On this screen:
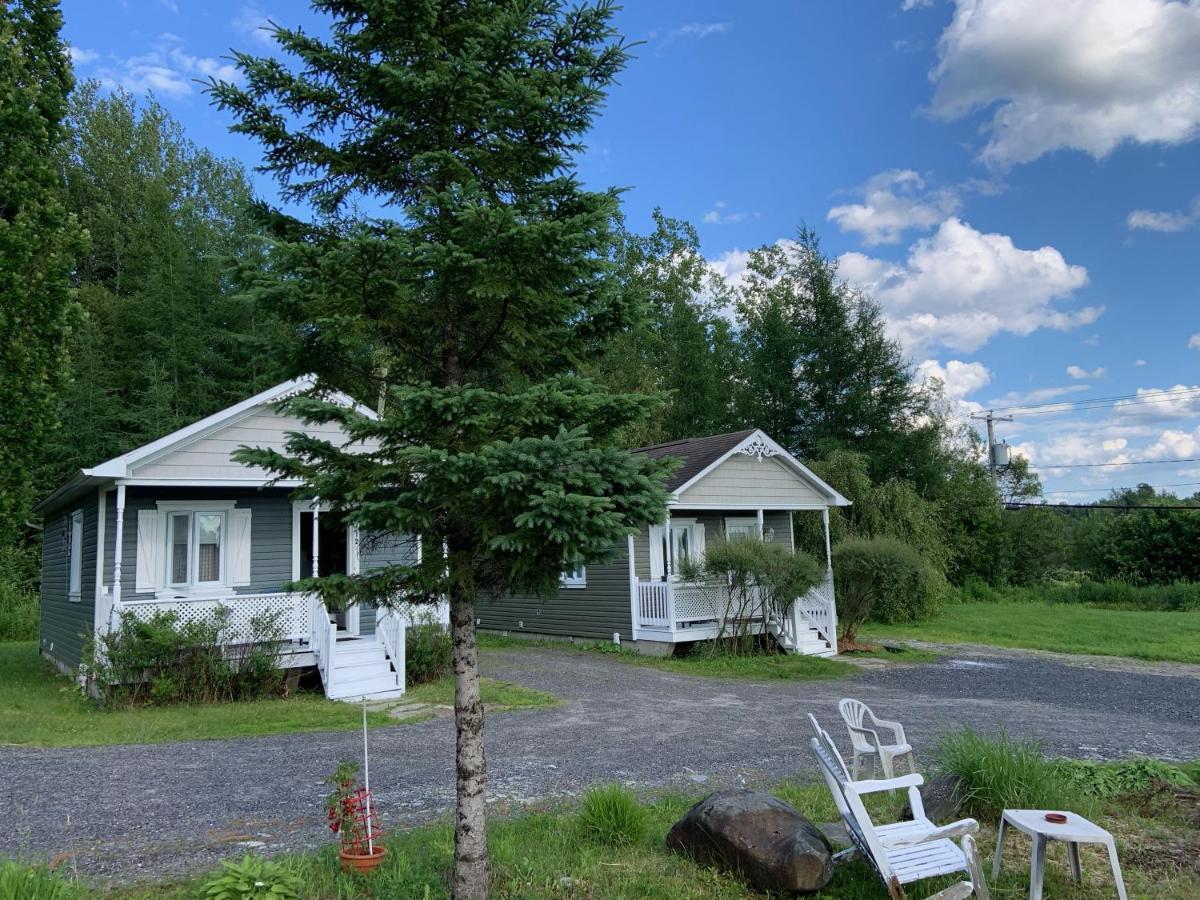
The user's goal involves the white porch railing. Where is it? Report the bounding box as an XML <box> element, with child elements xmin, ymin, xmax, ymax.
<box><xmin>118</xmin><ymin>591</ymin><xmax>311</xmax><ymax>643</ymax></box>
<box><xmin>374</xmin><ymin>607</ymin><xmax>407</xmax><ymax>694</ymax></box>
<box><xmin>309</xmin><ymin>592</ymin><xmax>337</xmax><ymax>695</ymax></box>
<box><xmin>795</xmin><ymin>571</ymin><xmax>838</xmax><ymax>648</ymax></box>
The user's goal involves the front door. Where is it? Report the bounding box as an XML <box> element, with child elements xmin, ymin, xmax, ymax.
<box><xmin>299</xmin><ymin>510</ymin><xmax>353</xmax><ymax>632</ymax></box>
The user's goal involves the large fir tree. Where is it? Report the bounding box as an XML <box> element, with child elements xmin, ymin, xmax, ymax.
<box><xmin>210</xmin><ymin>3</ymin><xmax>671</xmax><ymax>895</ymax></box>
<box><xmin>0</xmin><ymin>0</ymin><xmax>85</xmax><ymax>544</ymax></box>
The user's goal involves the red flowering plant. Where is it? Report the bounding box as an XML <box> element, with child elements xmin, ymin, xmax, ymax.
<box><xmin>325</xmin><ymin>760</ymin><xmax>373</xmax><ymax>852</ymax></box>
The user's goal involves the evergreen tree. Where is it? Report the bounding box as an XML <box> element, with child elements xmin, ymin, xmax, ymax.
<box><xmin>0</xmin><ymin>0</ymin><xmax>85</xmax><ymax>544</ymax></box>
<box><xmin>734</xmin><ymin>228</ymin><xmax>931</xmax><ymax>477</ymax></box>
<box><xmin>48</xmin><ymin>84</ymin><xmax>283</xmax><ymax>484</ymax></box>
<box><xmin>596</xmin><ymin>210</ymin><xmax>737</xmax><ymax>444</ymax></box>
<box><xmin>210</xmin><ymin>3</ymin><xmax>671</xmax><ymax>895</ymax></box>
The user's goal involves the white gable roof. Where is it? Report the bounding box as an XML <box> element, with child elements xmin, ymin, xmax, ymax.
<box><xmin>35</xmin><ymin>376</ymin><xmax>376</xmax><ymax>511</ymax></box>
<box><xmin>670</xmin><ymin>429</ymin><xmax>850</xmax><ymax>508</ymax></box>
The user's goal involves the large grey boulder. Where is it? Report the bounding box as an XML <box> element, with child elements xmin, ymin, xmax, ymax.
<box><xmin>901</xmin><ymin>773</ymin><xmax>969</xmax><ymax>823</ymax></box>
<box><xmin>666</xmin><ymin>789</ymin><xmax>834</xmax><ymax>894</ymax></box>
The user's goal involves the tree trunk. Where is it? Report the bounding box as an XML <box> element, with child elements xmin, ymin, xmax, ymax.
<box><xmin>450</xmin><ymin>583</ymin><xmax>490</xmax><ymax>898</ymax></box>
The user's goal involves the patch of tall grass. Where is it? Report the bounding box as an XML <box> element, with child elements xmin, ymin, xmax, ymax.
<box><xmin>0</xmin><ymin>861</ymin><xmax>82</xmax><ymax>900</ymax></box>
<box><xmin>0</xmin><ymin>543</ymin><xmax>40</xmax><ymax>642</ymax></box>
<box><xmin>575</xmin><ymin>784</ymin><xmax>648</xmax><ymax>847</ymax></box>
<box><xmin>952</xmin><ymin>577</ymin><xmax>1200</xmax><ymax>611</ymax></box>
<box><xmin>934</xmin><ymin>728</ymin><xmax>1091</xmax><ymax>818</ymax></box>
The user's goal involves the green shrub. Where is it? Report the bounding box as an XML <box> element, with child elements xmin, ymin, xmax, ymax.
<box><xmin>0</xmin><ymin>543</ymin><xmax>40</xmax><ymax>642</ymax></box>
<box><xmin>0</xmin><ymin>861</ymin><xmax>81</xmax><ymax>900</ymax></box>
<box><xmin>934</xmin><ymin>728</ymin><xmax>1089</xmax><ymax>819</ymax></box>
<box><xmin>576</xmin><ymin>784</ymin><xmax>646</xmax><ymax>847</ymax></box>
<box><xmin>1054</xmin><ymin>758</ymin><xmax>1197</xmax><ymax>799</ymax></box>
<box><xmin>833</xmin><ymin>536</ymin><xmax>945</xmax><ymax>641</ymax></box>
<box><xmin>82</xmin><ymin>607</ymin><xmax>286</xmax><ymax>707</ymax></box>
<box><xmin>679</xmin><ymin>538</ymin><xmax>823</xmax><ymax>654</ymax></box>
<box><xmin>201</xmin><ymin>853</ymin><xmax>303</xmax><ymax>900</ymax></box>
<box><xmin>405</xmin><ymin>607</ymin><xmax>452</xmax><ymax>687</ymax></box>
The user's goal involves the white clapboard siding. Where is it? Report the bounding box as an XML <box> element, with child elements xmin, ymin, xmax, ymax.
<box><xmin>676</xmin><ymin>454</ymin><xmax>827</xmax><ymax>507</ymax></box>
<box><xmin>132</xmin><ymin>408</ymin><xmax>381</xmax><ymax>479</ymax></box>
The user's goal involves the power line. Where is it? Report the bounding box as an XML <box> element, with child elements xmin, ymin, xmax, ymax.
<box><xmin>1025</xmin><ymin>456</ymin><xmax>1200</xmax><ymax>470</ymax></box>
<box><xmin>984</xmin><ymin>385</ymin><xmax>1200</xmax><ymax>418</ymax></box>
<box><xmin>1007</xmin><ymin>501</ymin><xmax>1200</xmax><ymax>511</ymax></box>
<box><xmin>1040</xmin><ymin>480</ymin><xmax>1200</xmax><ymax>496</ymax></box>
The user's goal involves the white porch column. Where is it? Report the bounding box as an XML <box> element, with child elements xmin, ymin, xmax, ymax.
<box><xmin>627</xmin><ymin>534</ymin><xmax>639</xmax><ymax>642</ymax></box>
<box><xmin>310</xmin><ymin>501</ymin><xmax>321</xmax><ymax>577</ymax></box>
<box><xmin>821</xmin><ymin>508</ymin><xmax>833</xmax><ymax>572</ymax></box>
<box><xmin>111</xmin><ymin>483</ymin><xmax>126</xmax><ymax>607</ymax></box>
<box><xmin>822</xmin><ymin>507</ymin><xmax>838</xmax><ymax>650</ymax></box>
<box><xmin>756</xmin><ymin>508</ymin><xmax>764</xmax><ymax>540</ymax></box>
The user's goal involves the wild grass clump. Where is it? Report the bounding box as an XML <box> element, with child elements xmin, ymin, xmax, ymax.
<box><xmin>1054</xmin><ymin>757</ymin><xmax>1198</xmax><ymax>800</ymax></box>
<box><xmin>0</xmin><ymin>543</ymin><xmax>40</xmax><ymax>641</ymax></box>
<box><xmin>934</xmin><ymin>728</ymin><xmax>1089</xmax><ymax>819</ymax></box>
<box><xmin>0</xmin><ymin>861</ymin><xmax>82</xmax><ymax>900</ymax></box>
<box><xmin>576</xmin><ymin>784</ymin><xmax>647</xmax><ymax>847</ymax></box>
<box><xmin>404</xmin><ymin>607</ymin><xmax>453</xmax><ymax>686</ymax></box>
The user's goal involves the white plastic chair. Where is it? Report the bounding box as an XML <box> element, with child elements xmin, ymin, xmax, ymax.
<box><xmin>840</xmin><ymin>698</ymin><xmax>914</xmax><ymax>779</ymax></box>
<box><xmin>811</xmin><ymin>735</ymin><xmax>990</xmax><ymax>900</ymax></box>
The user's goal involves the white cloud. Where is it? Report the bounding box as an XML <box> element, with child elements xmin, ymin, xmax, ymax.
<box><xmin>702</xmin><ymin>201</ymin><xmax>751</xmax><ymax>226</ymax></box>
<box><xmin>1113</xmin><ymin>385</ymin><xmax>1200</xmax><ymax>423</ymax></box>
<box><xmin>1066</xmin><ymin>365</ymin><xmax>1106</xmax><ymax>380</ymax></box>
<box><xmin>987</xmin><ymin>384</ymin><xmax>1090</xmax><ymax>408</ymax></box>
<box><xmin>92</xmin><ymin>33</ymin><xmax>240</xmax><ymax>99</ymax></box>
<box><xmin>1127</xmin><ymin>208</ymin><xmax>1194</xmax><ymax>232</ymax></box>
<box><xmin>1189</xmin><ymin>333</ymin><xmax>1200</xmax><ymax>350</ymax></box>
<box><xmin>916</xmin><ymin>358</ymin><xmax>990</xmax><ymax>416</ymax></box>
<box><xmin>707</xmin><ymin>246</ymin><xmax>752</xmax><ymax>288</ymax></box>
<box><xmin>673</xmin><ymin>22</ymin><xmax>730</xmax><ymax>39</ymax></box>
<box><xmin>838</xmin><ymin>218</ymin><xmax>1095</xmax><ymax>354</ymax></box>
<box><xmin>69</xmin><ymin>46</ymin><xmax>99</xmax><ymax>65</ymax></box>
<box><xmin>1135</xmin><ymin>359</ymin><xmax>1147</xmax><ymax>366</ymax></box>
<box><xmin>926</xmin><ymin>0</ymin><xmax>1200</xmax><ymax>167</ymax></box>
<box><xmin>233</xmin><ymin>5</ymin><xmax>276</xmax><ymax>46</ymax></box>
<box><xmin>827</xmin><ymin>170</ymin><xmax>960</xmax><ymax>245</ymax></box>
<box><xmin>902</xmin><ymin>0</ymin><xmax>934</xmax><ymax>8</ymax></box>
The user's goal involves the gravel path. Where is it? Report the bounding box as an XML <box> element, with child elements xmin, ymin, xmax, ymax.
<box><xmin>2</xmin><ymin>643</ymin><xmax>1197</xmax><ymax>880</ymax></box>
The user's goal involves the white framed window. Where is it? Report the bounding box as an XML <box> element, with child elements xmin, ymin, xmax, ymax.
<box><xmin>724</xmin><ymin>517</ymin><xmax>759</xmax><ymax>542</ymax></box>
<box><xmin>164</xmin><ymin>509</ymin><xmax>226</xmax><ymax>587</ymax></box>
<box><xmin>561</xmin><ymin>563</ymin><xmax>587</xmax><ymax>588</ymax></box>
<box><xmin>648</xmin><ymin>519</ymin><xmax>706</xmax><ymax>580</ymax></box>
<box><xmin>67</xmin><ymin>509</ymin><xmax>84</xmax><ymax>602</ymax></box>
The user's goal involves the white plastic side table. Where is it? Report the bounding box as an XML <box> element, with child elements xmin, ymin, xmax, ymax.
<box><xmin>992</xmin><ymin>809</ymin><xmax>1127</xmax><ymax>900</ymax></box>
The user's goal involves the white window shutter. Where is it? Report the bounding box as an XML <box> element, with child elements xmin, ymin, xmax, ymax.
<box><xmin>230</xmin><ymin>508</ymin><xmax>253</xmax><ymax>586</ymax></box>
<box><xmin>648</xmin><ymin>525</ymin><xmax>665</xmax><ymax>580</ymax></box>
<box><xmin>135</xmin><ymin>510</ymin><xmax>164</xmax><ymax>592</ymax></box>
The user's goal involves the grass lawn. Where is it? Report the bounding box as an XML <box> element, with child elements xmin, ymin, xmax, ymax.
<box><xmin>405</xmin><ymin>673</ymin><xmax>559</xmax><ymax>713</ymax></box>
<box><xmin>863</xmin><ymin>601</ymin><xmax>1200</xmax><ymax>664</ymax></box>
<box><xmin>13</xmin><ymin>778</ymin><xmax>1194</xmax><ymax>899</ymax></box>
<box><xmin>0</xmin><ymin>642</ymin><xmax>554</xmax><ymax>747</ymax></box>
<box><xmin>479</xmin><ymin>631</ymin><xmax>936</xmax><ymax>681</ymax></box>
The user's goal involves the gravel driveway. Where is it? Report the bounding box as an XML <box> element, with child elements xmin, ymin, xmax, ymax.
<box><xmin>2</xmin><ymin>643</ymin><xmax>1197</xmax><ymax>880</ymax></box>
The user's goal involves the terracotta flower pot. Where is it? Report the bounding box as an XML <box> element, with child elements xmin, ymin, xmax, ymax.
<box><xmin>339</xmin><ymin>845</ymin><xmax>387</xmax><ymax>874</ymax></box>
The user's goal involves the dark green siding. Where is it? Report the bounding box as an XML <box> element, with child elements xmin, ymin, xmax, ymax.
<box><xmin>106</xmin><ymin>487</ymin><xmax>295</xmax><ymax>599</ymax></box>
<box><xmin>39</xmin><ymin>496</ymin><xmax>98</xmax><ymax>671</ymax></box>
<box><xmin>357</xmin><ymin>532</ymin><xmax>420</xmax><ymax>634</ymax></box>
<box><xmin>477</xmin><ymin>542</ymin><xmax>633</xmax><ymax>641</ymax></box>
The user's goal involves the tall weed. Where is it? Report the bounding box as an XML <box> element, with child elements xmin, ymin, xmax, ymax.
<box><xmin>576</xmin><ymin>784</ymin><xmax>647</xmax><ymax>847</ymax></box>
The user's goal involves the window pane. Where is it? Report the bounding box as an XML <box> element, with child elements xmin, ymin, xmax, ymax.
<box><xmin>197</xmin><ymin>513</ymin><xmax>222</xmax><ymax>583</ymax></box>
<box><xmin>170</xmin><ymin>513</ymin><xmax>190</xmax><ymax>583</ymax></box>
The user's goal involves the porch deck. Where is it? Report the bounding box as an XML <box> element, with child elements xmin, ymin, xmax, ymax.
<box><xmin>634</xmin><ymin>575</ymin><xmax>837</xmax><ymax>656</ymax></box>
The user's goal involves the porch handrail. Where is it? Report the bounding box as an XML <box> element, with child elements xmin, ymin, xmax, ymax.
<box><xmin>795</xmin><ymin>571</ymin><xmax>837</xmax><ymax>648</ymax></box>
<box><xmin>115</xmin><ymin>591</ymin><xmax>310</xmax><ymax>643</ymax></box>
<box><xmin>374</xmin><ymin>607</ymin><xmax>407</xmax><ymax>694</ymax></box>
<box><xmin>309</xmin><ymin>592</ymin><xmax>337</xmax><ymax>695</ymax></box>
<box><xmin>636</xmin><ymin>580</ymin><xmax>674</xmax><ymax>628</ymax></box>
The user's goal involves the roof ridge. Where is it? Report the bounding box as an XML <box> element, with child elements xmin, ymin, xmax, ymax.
<box><xmin>631</xmin><ymin>428</ymin><xmax>757</xmax><ymax>454</ymax></box>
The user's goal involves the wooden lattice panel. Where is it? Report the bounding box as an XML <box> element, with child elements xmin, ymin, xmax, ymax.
<box><xmin>122</xmin><ymin>592</ymin><xmax>310</xmax><ymax>643</ymax></box>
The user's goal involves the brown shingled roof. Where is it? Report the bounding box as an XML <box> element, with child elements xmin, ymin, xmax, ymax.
<box><xmin>632</xmin><ymin>429</ymin><xmax>758</xmax><ymax>492</ymax></box>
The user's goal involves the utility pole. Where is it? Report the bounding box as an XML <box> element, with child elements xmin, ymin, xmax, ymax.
<box><xmin>970</xmin><ymin>409</ymin><xmax>1013</xmax><ymax>487</ymax></box>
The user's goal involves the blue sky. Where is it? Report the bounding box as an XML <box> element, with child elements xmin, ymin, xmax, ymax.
<box><xmin>61</xmin><ymin>0</ymin><xmax>1200</xmax><ymax>501</ymax></box>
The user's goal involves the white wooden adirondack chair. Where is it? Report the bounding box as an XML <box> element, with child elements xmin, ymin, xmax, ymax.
<box><xmin>810</xmin><ymin>733</ymin><xmax>990</xmax><ymax>900</ymax></box>
<box><xmin>839</xmin><ymin>698</ymin><xmax>915</xmax><ymax>779</ymax></box>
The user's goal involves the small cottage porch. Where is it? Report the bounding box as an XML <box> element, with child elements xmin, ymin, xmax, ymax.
<box><xmin>629</xmin><ymin>506</ymin><xmax>838</xmax><ymax>656</ymax></box>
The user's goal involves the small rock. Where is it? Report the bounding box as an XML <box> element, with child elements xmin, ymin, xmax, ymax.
<box><xmin>901</xmin><ymin>774</ymin><xmax>968</xmax><ymax>823</ymax></box>
<box><xmin>689</xmin><ymin>773</ymin><xmax>709</xmax><ymax>784</ymax></box>
<box><xmin>666</xmin><ymin>789</ymin><xmax>834</xmax><ymax>894</ymax></box>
